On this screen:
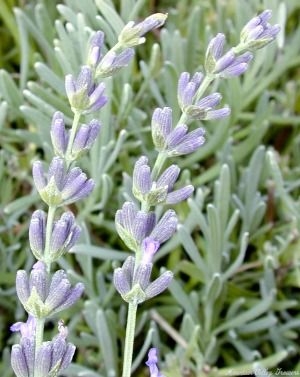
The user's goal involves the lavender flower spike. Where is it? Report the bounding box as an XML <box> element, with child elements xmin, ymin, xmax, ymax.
<box><xmin>71</xmin><ymin>119</ymin><xmax>101</xmax><ymax>158</ymax></box>
<box><xmin>146</xmin><ymin>348</ymin><xmax>164</xmax><ymax>377</ymax></box>
<box><xmin>16</xmin><ymin>261</ymin><xmax>84</xmax><ymax>318</ymax></box>
<box><xmin>35</xmin><ymin>321</ymin><xmax>75</xmax><ymax>376</ymax></box>
<box><xmin>132</xmin><ymin>156</ymin><xmax>194</xmax><ymax>206</ymax></box>
<box><xmin>151</xmin><ymin>107</ymin><xmax>206</xmax><ymax>156</ymax></box>
<box><xmin>96</xmin><ymin>48</ymin><xmax>135</xmax><ymax>78</ymax></box>
<box><xmin>51</xmin><ymin>111</ymin><xmax>101</xmax><ymax>160</ymax></box>
<box><xmin>118</xmin><ymin>13</ymin><xmax>167</xmax><ymax>48</ymax></box>
<box><xmin>240</xmin><ymin>10</ymin><xmax>280</xmax><ymax>50</ymax></box>
<box><xmin>65</xmin><ymin>65</ymin><xmax>107</xmax><ymax>114</ymax></box>
<box><xmin>205</xmin><ymin>33</ymin><xmax>253</xmax><ymax>77</ymax></box>
<box><xmin>29</xmin><ymin>210</ymin><xmax>80</xmax><ymax>262</ymax></box>
<box><xmin>32</xmin><ymin>157</ymin><xmax>94</xmax><ymax>206</ymax></box>
<box><xmin>115</xmin><ymin>202</ymin><xmax>156</xmax><ymax>252</ymax></box>
<box><xmin>177</xmin><ymin>72</ymin><xmax>204</xmax><ymax>109</ymax></box>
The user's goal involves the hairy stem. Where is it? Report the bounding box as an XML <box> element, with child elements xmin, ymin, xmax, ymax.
<box><xmin>65</xmin><ymin>111</ymin><xmax>82</xmax><ymax>166</ymax></box>
<box><xmin>44</xmin><ymin>205</ymin><xmax>56</xmax><ymax>270</ymax></box>
<box><xmin>122</xmin><ymin>303</ymin><xmax>138</xmax><ymax>377</ymax></box>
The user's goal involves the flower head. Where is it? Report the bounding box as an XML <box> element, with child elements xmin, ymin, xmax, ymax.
<box><xmin>96</xmin><ymin>48</ymin><xmax>135</xmax><ymax>78</ymax></box>
<box><xmin>118</xmin><ymin>13</ymin><xmax>167</xmax><ymax>47</ymax></box>
<box><xmin>115</xmin><ymin>202</ymin><xmax>178</xmax><ymax>252</ymax></box>
<box><xmin>132</xmin><ymin>156</ymin><xmax>194</xmax><ymax>206</ymax></box>
<box><xmin>51</xmin><ymin>111</ymin><xmax>101</xmax><ymax>160</ymax></box>
<box><xmin>16</xmin><ymin>261</ymin><xmax>84</xmax><ymax>318</ymax></box>
<box><xmin>205</xmin><ymin>33</ymin><xmax>253</xmax><ymax>77</ymax></box>
<box><xmin>65</xmin><ymin>66</ymin><xmax>107</xmax><ymax>113</ymax></box>
<box><xmin>32</xmin><ymin>157</ymin><xmax>94</xmax><ymax>206</ymax></box>
<box><xmin>113</xmin><ymin>254</ymin><xmax>173</xmax><ymax>305</ymax></box>
<box><xmin>11</xmin><ymin>320</ymin><xmax>75</xmax><ymax>377</ymax></box>
<box><xmin>240</xmin><ymin>10</ymin><xmax>280</xmax><ymax>50</ymax></box>
<box><xmin>34</xmin><ymin>321</ymin><xmax>75</xmax><ymax>376</ymax></box>
<box><xmin>29</xmin><ymin>210</ymin><xmax>81</xmax><ymax>262</ymax></box>
<box><xmin>151</xmin><ymin>106</ymin><xmax>206</xmax><ymax>155</ymax></box>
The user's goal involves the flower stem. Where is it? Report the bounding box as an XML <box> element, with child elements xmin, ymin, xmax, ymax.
<box><xmin>65</xmin><ymin>111</ymin><xmax>82</xmax><ymax>167</ymax></box>
<box><xmin>44</xmin><ymin>205</ymin><xmax>56</xmax><ymax>270</ymax></box>
<box><xmin>194</xmin><ymin>75</ymin><xmax>214</xmax><ymax>103</ymax></box>
<box><xmin>122</xmin><ymin>303</ymin><xmax>138</xmax><ymax>377</ymax></box>
<box><xmin>34</xmin><ymin>318</ymin><xmax>45</xmax><ymax>358</ymax></box>
<box><xmin>151</xmin><ymin>151</ymin><xmax>167</xmax><ymax>181</ymax></box>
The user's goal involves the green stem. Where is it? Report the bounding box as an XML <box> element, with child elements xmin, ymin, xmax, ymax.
<box><xmin>44</xmin><ymin>205</ymin><xmax>56</xmax><ymax>270</ymax></box>
<box><xmin>151</xmin><ymin>151</ymin><xmax>167</xmax><ymax>181</ymax></box>
<box><xmin>34</xmin><ymin>318</ymin><xmax>45</xmax><ymax>360</ymax></box>
<box><xmin>122</xmin><ymin>303</ymin><xmax>138</xmax><ymax>377</ymax></box>
<box><xmin>65</xmin><ymin>111</ymin><xmax>82</xmax><ymax>167</ymax></box>
<box><xmin>193</xmin><ymin>75</ymin><xmax>214</xmax><ymax>103</ymax></box>
<box><xmin>34</xmin><ymin>318</ymin><xmax>45</xmax><ymax>377</ymax></box>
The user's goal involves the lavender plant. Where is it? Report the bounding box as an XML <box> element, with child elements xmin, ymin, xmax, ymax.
<box><xmin>112</xmin><ymin>9</ymin><xmax>279</xmax><ymax>377</ymax></box>
<box><xmin>9</xmin><ymin>12</ymin><xmax>167</xmax><ymax>377</ymax></box>
<box><xmin>4</xmin><ymin>2</ymin><xmax>297</xmax><ymax>376</ymax></box>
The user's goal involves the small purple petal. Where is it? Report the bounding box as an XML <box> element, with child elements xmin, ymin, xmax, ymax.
<box><xmin>150</xmin><ymin>210</ymin><xmax>178</xmax><ymax>244</ymax></box>
<box><xmin>54</xmin><ymin>282</ymin><xmax>84</xmax><ymax>312</ymax></box>
<box><xmin>32</xmin><ymin>161</ymin><xmax>46</xmax><ymax>191</ymax></box>
<box><xmin>166</xmin><ymin>124</ymin><xmax>188</xmax><ymax>148</ymax></box>
<box><xmin>141</xmin><ymin>238</ymin><xmax>160</xmax><ymax>264</ymax></box>
<box><xmin>35</xmin><ymin>343</ymin><xmax>52</xmax><ymax>376</ymax></box>
<box><xmin>29</xmin><ymin>210</ymin><xmax>46</xmax><ymax>256</ymax></box>
<box><xmin>11</xmin><ymin>344</ymin><xmax>29</xmax><ymax>377</ymax></box>
<box><xmin>205</xmin><ymin>107</ymin><xmax>231</xmax><ymax>120</ymax></box>
<box><xmin>166</xmin><ymin>185</ymin><xmax>194</xmax><ymax>204</ymax></box>
<box><xmin>133</xmin><ymin>262</ymin><xmax>152</xmax><ymax>290</ymax></box>
<box><xmin>132</xmin><ymin>212</ymin><xmax>156</xmax><ymax>242</ymax></box>
<box><xmin>156</xmin><ymin>165</ymin><xmax>180</xmax><ymax>191</ymax></box>
<box><xmin>145</xmin><ymin>271</ymin><xmax>173</xmax><ymax>298</ymax></box>
<box><xmin>16</xmin><ymin>271</ymin><xmax>30</xmax><ymax>305</ymax></box>
<box><xmin>114</xmin><ymin>267</ymin><xmax>131</xmax><ymax>296</ymax></box>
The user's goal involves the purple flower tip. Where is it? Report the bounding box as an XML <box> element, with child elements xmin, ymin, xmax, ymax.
<box><xmin>146</xmin><ymin>348</ymin><xmax>163</xmax><ymax>377</ymax></box>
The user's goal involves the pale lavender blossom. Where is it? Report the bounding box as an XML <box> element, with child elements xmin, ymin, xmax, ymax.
<box><xmin>35</xmin><ymin>322</ymin><xmax>75</xmax><ymax>376</ymax></box>
<box><xmin>16</xmin><ymin>261</ymin><xmax>84</xmax><ymax>318</ymax></box>
<box><xmin>29</xmin><ymin>210</ymin><xmax>80</xmax><ymax>261</ymax></box>
<box><xmin>72</xmin><ymin>119</ymin><xmax>101</xmax><ymax>157</ymax></box>
<box><xmin>11</xmin><ymin>336</ymin><xmax>35</xmax><ymax>377</ymax></box>
<box><xmin>10</xmin><ymin>315</ymin><xmax>36</xmax><ymax>339</ymax></box>
<box><xmin>151</xmin><ymin>107</ymin><xmax>206</xmax><ymax>155</ymax></box>
<box><xmin>141</xmin><ymin>238</ymin><xmax>160</xmax><ymax>264</ymax></box>
<box><xmin>11</xmin><ymin>320</ymin><xmax>75</xmax><ymax>377</ymax></box>
<box><xmin>118</xmin><ymin>13</ymin><xmax>167</xmax><ymax>47</ymax></box>
<box><xmin>87</xmin><ymin>31</ymin><xmax>104</xmax><ymax>67</ymax></box>
<box><xmin>205</xmin><ymin>33</ymin><xmax>253</xmax><ymax>77</ymax></box>
<box><xmin>146</xmin><ymin>348</ymin><xmax>164</xmax><ymax>377</ymax></box>
<box><xmin>65</xmin><ymin>65</ymin><xmax>107</xmax><ymax>113</ymax></box>
<box><xmin>50</xmin><ymin>111</ymin><xmax>68</xmax><ymax>156</ymax></box>
<box><xmin>96</xmin><ymin>48</ymin><xmax>135</xmax><ymax>78</ymax></box>
<box><xmin>115</xmin><ymin>202</ymin><xmax>177</xmax><ymax>252</ymax></box>
<box><xmin>240</xmin><ymin>10</ymin><xmax>280</xmax><ymax>50</ymax></box>
<box><xmin>132</xmin><ymin>156</ymin><xmax>194</xmax><ymax>206</ymax></box>
<box><xmin>51</xmin><ymin>111</ymin><xmax>101</xmax><ymax>158</ymax></box>
<box><xmin>32</xmin><ymin>157</ymin><xmax>94</xmax><ymax>206</ymax></box>
<box><xmin>177</xmin><ymin>72</ymin><xmax>204</xmax><ymax>109</ymax></box>
<box><xmin>148</xmin><ymin>210</ymin><xmax>178</xmax><ymax>244</ymax></box>
<box><xmin>115</xmin><ymin>202</ymin><xmax>156</xmax><ymax>251</ymax></box>
<box><xmin>113</xmin><ymin>253</ymin><xmax>173</xmax><ymax>303</ymax></box>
